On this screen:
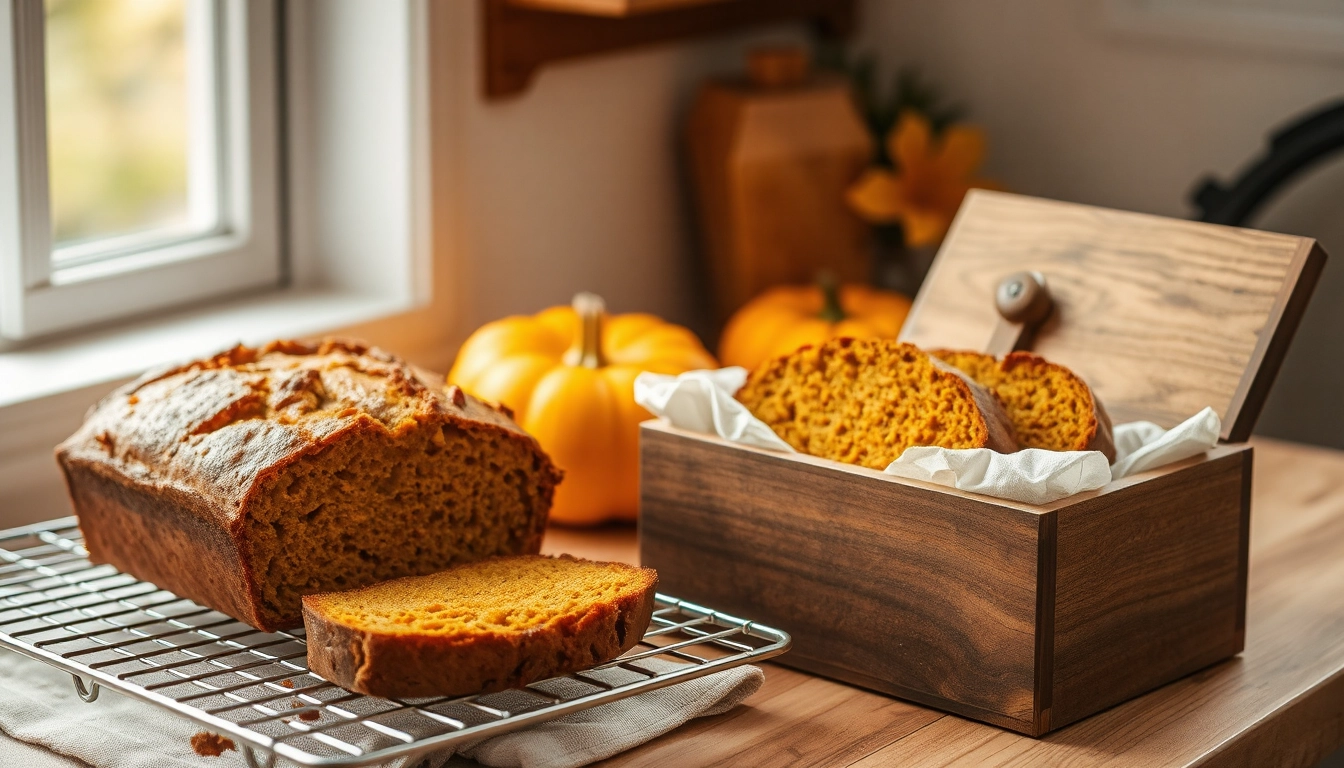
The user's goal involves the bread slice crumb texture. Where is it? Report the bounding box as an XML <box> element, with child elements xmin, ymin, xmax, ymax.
<box><xmin>736</xmin><ymin>338</ymin><xmax>1005</xmax><ymax>469</ymax></box>
<box><xmin>306</xmin><ymin>555</ymin><xmax>654</xmax><ymax>638</ymax></box>
<box><xmin>932</xmin><ymin>349</ymin><xmax>1115</xmax><ymax>461</ymax></box>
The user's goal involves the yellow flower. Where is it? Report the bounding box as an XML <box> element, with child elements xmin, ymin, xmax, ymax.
<box><xmin>846</xmin><ymin>111</ymin><xmax>997</xmax><ymax>248</ymax></box>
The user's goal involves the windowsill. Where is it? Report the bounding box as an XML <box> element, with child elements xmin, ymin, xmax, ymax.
<box><xmin>0</xmin><ymin>287</ymin><xmax>412</xmax><ymax>409</ymax></box>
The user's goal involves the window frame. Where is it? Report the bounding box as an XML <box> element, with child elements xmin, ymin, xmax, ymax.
<box><xmin>0</xmin><ymin>0</ymin><xmax>281</xmax><ymax>341</ymax></box>
<box><xmin>0</xmin><ymin>0</ymin><xmax>440</xmax><ymax>527</ymax></box>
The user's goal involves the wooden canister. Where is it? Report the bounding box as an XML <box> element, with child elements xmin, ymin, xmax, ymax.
<box><xmin>687</xmin><ymin>47</ymin><xmax>873</xmax><ymax>322</ymax></box>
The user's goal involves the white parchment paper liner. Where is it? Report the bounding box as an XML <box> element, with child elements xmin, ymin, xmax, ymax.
<box><xmin>636</xmin><ymin>368</ymin><xmax>1222</xmax><ymax>506</ymax></box>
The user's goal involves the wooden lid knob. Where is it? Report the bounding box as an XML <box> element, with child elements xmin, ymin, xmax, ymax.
<box><xmin>996</xmin><ymin>271</ymin><xmax>1052</xmax><ymax>325</ymax></box>
<box><xmin>747</xmin><ymin>47</ymin><xmax>809</xmax><ymax>88</ymax></box>
<box><xmin>985</xmin><ymin>271</ymin><xmax>1053</xmax><ymax>357</ymax></box>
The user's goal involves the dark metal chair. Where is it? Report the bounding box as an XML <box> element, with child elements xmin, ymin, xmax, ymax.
<box><xmin>1191</xmin><ymin>98</ymin><xmax>1344</xmax><ymax>225</ymax></box>
<box><xmin>1190</xmin><ymin>97</ymin><xmax>1344</xmax><ymax>451</ymax></box>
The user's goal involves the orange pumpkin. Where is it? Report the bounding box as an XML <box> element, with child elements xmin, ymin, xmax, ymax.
<box><xmin>449</xmin><ymin>293</ymin><xmax>717</xmax><ymax>526</ymax></box>
<box><xmin>719</xmin><ymin>278</ymin><xmax>912</xmax><ymax>371</ymax></box>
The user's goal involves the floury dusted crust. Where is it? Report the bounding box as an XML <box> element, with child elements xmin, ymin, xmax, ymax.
<box><xmin>57</xmin><ymin>339</ymin><xmax>562</xmax><ymax>631</ymax></box>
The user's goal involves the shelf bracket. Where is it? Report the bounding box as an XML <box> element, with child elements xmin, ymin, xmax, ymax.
<box><xmin>483</xmin><ymin>0</ymin><xmax>856</xmax><ymax>99</ymax></box>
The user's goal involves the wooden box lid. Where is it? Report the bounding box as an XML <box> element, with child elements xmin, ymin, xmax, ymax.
<box><xmin>898</xmin><ymin>191</ymin><xmax>1326</xmax><ymax>442</ymax></box>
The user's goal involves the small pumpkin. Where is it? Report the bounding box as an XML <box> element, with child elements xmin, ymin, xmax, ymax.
<box><xmin>718</xmin><ymin>277</ymin><xmax>913</xmax><ymax>371</ymax></box>
<box><xmin>449</xmin><ymin>293</ymin><xmax>717</xmax><ymax>526</ymax></box>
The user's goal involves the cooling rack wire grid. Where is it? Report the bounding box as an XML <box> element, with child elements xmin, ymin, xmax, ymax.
<box><xmin>0</xmin><ymin>518</ymin><xmax>790</xmax><ymax>768</ymax></box>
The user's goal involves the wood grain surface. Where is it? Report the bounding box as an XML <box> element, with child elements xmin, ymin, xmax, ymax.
<box><xmin>637</xmin><ymin>424</ymin><xmax>1251</xmax><ymax>736</ymax></box>
<box><xmin>542</xmin><ymin>436</ymin><xmax>1344</xmax><ymax>767</ymax></box>
<box><xmin>899</xmin><ymin>191</ymin><xmax>1326</xmax><ymax>442</ymax></box>
<box><xmin>639</xmin><ymin>423</ymin><xmax>1045</xmax><ymax>731</ymax></box>
<box><xmin>1048</xmin><ymin>448</ymin><xmax>1249</xmax><ymax>730</ymax></box>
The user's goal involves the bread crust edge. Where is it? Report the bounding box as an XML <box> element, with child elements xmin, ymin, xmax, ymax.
<box><xmin>928</xmin><ymin>357</ymin><xmax>1019</xmax><ymax>454</ymax></box>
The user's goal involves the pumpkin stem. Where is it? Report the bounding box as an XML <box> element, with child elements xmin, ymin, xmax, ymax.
<box><xmin>817</xmin><ymin>272</ymin><xmax>846</xmax><ymax>323</ymax></box>
<box><xmin>563</xmin><ymin>292</ymin><xmax>607</xmax><ymax>369</ymax></box>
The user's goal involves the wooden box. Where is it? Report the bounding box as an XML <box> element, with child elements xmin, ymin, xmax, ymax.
<box><xmin>638</xmin><ymin>191</ymin><xmax>1326</xmax><ymax>736</ymax></box>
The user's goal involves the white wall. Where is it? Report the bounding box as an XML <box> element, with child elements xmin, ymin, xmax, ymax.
<box><xmin>852</xmin><ymin>0</ymin><xmax>1344</xmax><ymax>447</ymax></box>
<box><xmin>439</xmin><ymin>0</ymin><xmax>1344</xmax><ymax>445</ymax></box>
<box><xmin>438</xmin><ymin>2</ymin><xmax>808</xmax><ymax>347</ymax></box>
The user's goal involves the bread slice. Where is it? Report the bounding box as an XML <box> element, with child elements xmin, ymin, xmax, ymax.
<box><xmin>932</xmin><ymin>350</ymin><xmax>1116</xmax><ymax>462</ymax></box>
<box><xmin>735</xmin><ymin>338</ymin><xmax>1017</xmax><ymax>469</ymax></box>
<box><xmin>302</xmin><ymin>555</ymin><xmax>658</xmax><ymax>698</ymax></box>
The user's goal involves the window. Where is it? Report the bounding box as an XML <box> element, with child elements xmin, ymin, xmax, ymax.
<box><xmin>0</xmin><ymin>0</ymin><xmax>279</xmax><ymax>340</ymax></box>
<box><xmin>0</xmin><ymin>1</ymin><xmax>431</xmax><ymax>526</ymax></box>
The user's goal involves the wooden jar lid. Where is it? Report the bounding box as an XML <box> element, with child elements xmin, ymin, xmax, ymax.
<box><xmin>898</xmin><ymin>190</ymin><xmax>1326</xmax><ymax>441</ymax></box>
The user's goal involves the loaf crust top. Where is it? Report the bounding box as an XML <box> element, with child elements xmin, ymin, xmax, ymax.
<box><xmin>57</xmin><ymin>339</ymin><xmax>543</xmax><ymax>531</ymax></box>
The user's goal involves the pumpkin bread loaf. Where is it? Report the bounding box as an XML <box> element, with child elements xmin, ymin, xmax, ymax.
<box><xmin>736</xmin><ymin>338</ymin><xmax>1016</xmax><ymax>469</ymax></box>
<box><xmin>933</xmin><ymin>350</ymin><xmax>1116</xmax><ymax>462</ymax></box>
<box><xmin>57</xmin><ymin>339</ymin><xmax>563</xmax><ymax>632</ymax></box>
<box><xmin>302</xmin><ymin>555</ymin><xmax>657</xmax><ymax>698</ymax></box>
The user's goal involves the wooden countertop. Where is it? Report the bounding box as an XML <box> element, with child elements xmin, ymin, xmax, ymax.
<box><xmin>541</xmin><ymin>436</ymin><xmax>1344</xmax><ymax>767</ymax></box>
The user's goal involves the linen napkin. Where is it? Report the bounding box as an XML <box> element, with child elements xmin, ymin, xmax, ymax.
<box><xmin>0</xmin><ymin>649</ymin><xmax>762</xmax><ymax>768</ymax></box>
<box><xmin>635</xmin><ymin>368</ymin><xmax>1222</xmax><ymax>505</ymax></box>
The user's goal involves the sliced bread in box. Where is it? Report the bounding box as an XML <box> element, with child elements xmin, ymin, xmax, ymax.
<box><xmin>933</xmin><ymin>349</ymin><xmax>1115</xmax><ymax>461</ymax></box>
<box><xmin>57</xmin><ymin>339</ymin><xmax>563</xmax><ymax>632</ymax></box>
<box><xmin>736</xmin><ymin>338</ymin><xmax>1017</xmax><ymax>468</ymax></box>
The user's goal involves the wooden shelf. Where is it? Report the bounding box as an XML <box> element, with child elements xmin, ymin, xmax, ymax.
<box><xmin>508</xmin><ymin>0</ymin><xmax>729</xmax><ymax>17</ymax></box>
<box><xmin>483</xmin><ymin>0</ymin><xmax>855</xmax><ymax>99</ymax></box>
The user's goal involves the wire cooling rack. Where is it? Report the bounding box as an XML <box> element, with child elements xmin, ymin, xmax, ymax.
<box><xmin>0</xmin><ymin>518</ymin><xmax>790</xmax><ymax>768</ymax></box>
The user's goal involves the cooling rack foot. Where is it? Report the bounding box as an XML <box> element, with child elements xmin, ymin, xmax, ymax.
<box><xmin>242</xmin><ymin>746</ymin><xmax>277</xmax><ymax>768</ymax></box>
<box><xmin>70</xmin><ymin>675</ymin><xmax>99</xmax><ymax>703</ymax></box>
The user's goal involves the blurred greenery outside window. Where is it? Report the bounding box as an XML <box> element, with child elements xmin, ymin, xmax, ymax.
<box><xmin>45</xmin><ymin>0</ymin><xmax>221</xmax><ymax>267</ymax></box>
<box><xmin>1</xmin><ymin>0</ymin><xmax>280</xmax><ymax>341</ymax></box>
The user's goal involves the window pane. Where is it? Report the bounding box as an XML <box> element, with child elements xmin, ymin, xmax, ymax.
<box><xmin>44</xmin><ymin>0</ymin><xmax>218</xmax><ymax>255</ymax></box>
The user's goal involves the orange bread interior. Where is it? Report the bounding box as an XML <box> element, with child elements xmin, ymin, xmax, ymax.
<box><xmin>306</xmin><ymin>556</ymin><xmax>655</xmax><ymax>637</ymax></box>
<box><xmin>735</xmin><ymin>338</ymin><xmax>1015</xmax><ymax>469</ymax></box>
<box><xmin>933</xmin><ymin>350</ymin><xmax>1115</xmax><ymax>461</ymax></box>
